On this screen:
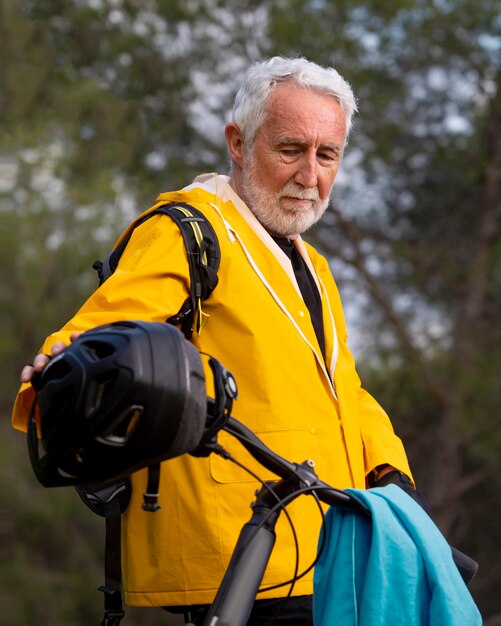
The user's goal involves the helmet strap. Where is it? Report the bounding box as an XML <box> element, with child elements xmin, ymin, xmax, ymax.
<box><xmin>142</xmin><ymin>463</ymin><xmax>162</xmax><ymax>512</ymax></box>
<box><xmin>190</xmin><ymin>357</ymin><xmax>238</xmax><ymax>458</ymax></box>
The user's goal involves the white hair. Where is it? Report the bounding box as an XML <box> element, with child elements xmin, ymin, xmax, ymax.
<box><xmin>231</xmin><ymin>56</ymin><xmax>358</xmax><ymax>145</ymax></box>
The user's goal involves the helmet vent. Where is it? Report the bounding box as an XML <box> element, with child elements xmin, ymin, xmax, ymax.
<box><xmin>82</xmin><ymin>340</ymin><xmax>116</xmax><ymax>360</ymax></box>
<box><xmin>86</xmin><ymin>373</ymin><xmax>119</xmax><ymax>416</ymax></box>
<box><xmin>45</xmin><ymin>358</ymin><xmax>71</xmax><ymax>381</ymax></box>
<box><xmin>96</xmin><ymin>405</ymin><xmax>144</xmax><ymax>447</ymax></box>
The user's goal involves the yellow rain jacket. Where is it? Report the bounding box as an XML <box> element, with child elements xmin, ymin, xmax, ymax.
<box><xmin>12</xmin><ymin>173</ymin><xmax>412</xmax><ymax>607</ymax></box>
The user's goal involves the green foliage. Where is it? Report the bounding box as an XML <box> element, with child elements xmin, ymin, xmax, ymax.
<box><xmin>0</xmin><ymin>417</ymin><xmax>101</xmax><ymax>626</ymax></box>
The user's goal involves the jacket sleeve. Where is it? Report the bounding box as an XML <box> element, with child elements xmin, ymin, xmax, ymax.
<box><xmin>357</xmin><ymin>382</ymin><xmax>414</xmax><ymax>485</ymax></box>
<box><xmin>338</xmin><ymin>332</ymin><xmax>414</xmax><ymax>485</ymax></box>
<box><xmin>12</xmin><ymin>213</ymin><xmax>191</xmax><ymax>431</ymax></box>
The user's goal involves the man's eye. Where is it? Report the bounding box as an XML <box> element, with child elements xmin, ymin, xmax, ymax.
<box><xmin>318</xmin><ymin>152</ymin><xmax>337</xmax><ymax>162</ymax></box>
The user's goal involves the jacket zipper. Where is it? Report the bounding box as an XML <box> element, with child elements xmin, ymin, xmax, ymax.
<box><xmin>317</xmin><ymin>276</ymin><xmax>339</xmax><ymax>396</ymax></box>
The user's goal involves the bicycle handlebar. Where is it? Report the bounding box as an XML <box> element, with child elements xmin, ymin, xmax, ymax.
<box><xmin>223</xmin><ymin>417</ymin><xmax>369</xmax><ymax>514</ymax></box>
<box><xmin>223</xmin><ymin>416</ymin><xmax>480</xmax><ymax>585</ymax></box>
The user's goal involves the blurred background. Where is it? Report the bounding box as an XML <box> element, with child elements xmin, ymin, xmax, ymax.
<box><xmin>1</xmin><ymin>0</ymin><xmax>500</xmax><ymax>624</ymax></box>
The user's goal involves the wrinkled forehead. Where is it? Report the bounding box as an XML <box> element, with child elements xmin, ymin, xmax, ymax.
<box><xmin>257</xmin><ymin>83</ymin><xmax>347</xmax><ymax>144</ymax></box>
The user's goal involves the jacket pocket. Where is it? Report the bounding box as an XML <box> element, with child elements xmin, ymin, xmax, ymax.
<box><xmin>210</xmin><ymin>428</ymin><xmax>320</xmax><ymax>484</ymax></box>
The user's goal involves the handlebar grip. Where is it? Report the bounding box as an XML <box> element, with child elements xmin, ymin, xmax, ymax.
<box><xmin>451</xmin><ymin>546</ymin><xmax>478</xmax><ymax>584</ymax></box>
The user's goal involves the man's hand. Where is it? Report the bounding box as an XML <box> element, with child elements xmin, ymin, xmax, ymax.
<box><xmin>20</xmin><ymin>333</ymin><xmax>81</xmax><ymax>383</ymax></box>
<box><xmin>374</xmin><ymin>468</ymin><xmax>431</xmax><ymax>513</ymax></box>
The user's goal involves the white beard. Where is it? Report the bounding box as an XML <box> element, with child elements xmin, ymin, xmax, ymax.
<box><xmin>239</xmin><ymin>153</ymin><xmax>331</xmax><ymax>238</ymax></box>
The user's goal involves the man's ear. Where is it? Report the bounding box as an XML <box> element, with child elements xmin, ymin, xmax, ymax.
<box><xmin>225</xmin><ymin>123</ymin><xmax>245</xmax><ymax>168</ymax></box>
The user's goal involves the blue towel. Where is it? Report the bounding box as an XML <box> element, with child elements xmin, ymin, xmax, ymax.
<box><xmin>313</xmin><ymin>485</ymin><xmax>482</xmax><ymax>625</ymax></box>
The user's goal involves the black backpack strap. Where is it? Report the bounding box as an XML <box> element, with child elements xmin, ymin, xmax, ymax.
<box><xmin>75</xmin><ymin>480</ymin><xmax>131</xmax><ymax>626</ymax></box>
<box><xmin>93</xmin><ymin>202</ymin><xmax>220</xmax><ymax>339</ymax></box>
<box><xmin>141</xmin><ymin>463</ymin><xmax>162</xmax><ymax>513</ymax></box>
<box><xmin>156</xmin><ymin>203</ymin><xmax>220</xmax><ymax>338</ymax></box>
<box><xmin>99</xmin><ymin>505</ymin><xmax>125</xmax><ymax>626</ymax></box>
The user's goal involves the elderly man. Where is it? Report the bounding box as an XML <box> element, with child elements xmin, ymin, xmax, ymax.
<box><xmin>14</xmin><ymin>57</ymin><xmax>413</xmax><ymax>625</ymax></box>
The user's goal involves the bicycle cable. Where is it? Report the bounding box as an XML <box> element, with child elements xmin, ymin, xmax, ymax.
<box><xmin>216</xmin><ymin>447</ymin><xmax>300</xmax><ymax>587</ymax></box>
<box><xmin>257</xmin><ymin>487</ymin><xmax>332</xmax><ymax>595</ymax></box>
<box><xmin>216</xmin><ymin>427</ymin><xmax>332</xmax><ymax>586</ymax></box>
<box><xmin>215</xmin><ymin>437</ymin><xmax>332</xmax><ymax>589</ymax></box>
<box><xmin>216</xmin><ymin>449</ymin><xmax>300</xmax><ymax>626</ymax></box>
<box><xmin>257</xmin><ymin>490</ymin><xmax>326</xmax><ymax>626</ymax></box>
<box><xmin>213</xmin><ymin>444</ymin><xmax>332</xmax><ymax>626</ymax></box>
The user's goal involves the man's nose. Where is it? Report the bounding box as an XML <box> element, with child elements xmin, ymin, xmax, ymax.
<box><xmin>294</xmin><ymin>154</ymin><xmax>318</xmax><ymax>188</ymax></box>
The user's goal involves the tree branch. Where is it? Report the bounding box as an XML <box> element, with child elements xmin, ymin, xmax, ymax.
<box><xmin>317</xmin><ymin>204</ymin><xmax>449</xmax><ymax>405</ymax></box>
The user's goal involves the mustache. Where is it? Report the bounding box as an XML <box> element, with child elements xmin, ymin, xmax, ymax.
<box><xmin>278</xmin><ymin>182</ymin><xmax>320</xmax><ymax>201</ymax></box>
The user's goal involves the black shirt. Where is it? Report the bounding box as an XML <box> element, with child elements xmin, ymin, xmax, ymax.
<box><xmin>273</xmin><ymin>237</ymin><xmax>326</xmax><ymax>360</ymax></box>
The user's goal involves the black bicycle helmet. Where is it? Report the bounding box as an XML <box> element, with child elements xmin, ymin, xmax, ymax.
<box><xmin>28</xmin><ymin>320</ymin><xmax>207</xmax><ymax>487</ymax></box>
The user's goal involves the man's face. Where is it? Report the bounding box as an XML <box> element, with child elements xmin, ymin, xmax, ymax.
<box><xmin>238</xmin><ymin>82</ymin><xmax>347</xmax><ymax>238</ymax></box>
